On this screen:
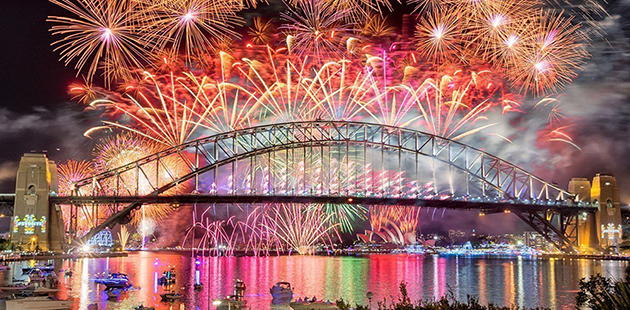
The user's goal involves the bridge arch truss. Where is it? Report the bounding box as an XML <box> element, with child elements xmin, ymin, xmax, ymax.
<box><xmin>57</xmin><ymin>121</ymin><xmax>590</xmax><ymax>252</ymax></box>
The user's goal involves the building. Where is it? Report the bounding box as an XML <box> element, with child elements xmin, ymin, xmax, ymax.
<box><xmin>10</xmin><ymin>154</ymin><xmax>64</xmax><ymax>252</ymax></box>
<box><xmin>568</xmin><ymin>174</ymin><xmax>623</xmax><ymax>252</ymax></box>
<box><xmin>591</xmin><ymin>174</ymin><xmax>622</xmax><ymax>248</ymax></box>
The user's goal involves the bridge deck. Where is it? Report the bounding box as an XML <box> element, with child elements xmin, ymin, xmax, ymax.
<box><xmin>51</xmin><ymin>195</ymin><xmax>595</xmax><ymax>214</ymax></box>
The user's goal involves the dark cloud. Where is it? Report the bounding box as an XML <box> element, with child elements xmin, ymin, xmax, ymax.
<box><xmin>0</xmin><ymin>106</ymin><xmax>96</xmax><ymax>192</ymax></box>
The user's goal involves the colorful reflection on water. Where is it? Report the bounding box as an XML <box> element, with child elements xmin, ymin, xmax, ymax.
<box><xmin>20</xmin><ymin>252</ymin><xmax>629</xmax><ymax>309</ymax></box>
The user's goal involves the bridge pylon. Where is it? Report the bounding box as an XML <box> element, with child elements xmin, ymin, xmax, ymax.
<box><xmin>569</xmin><ymin>174</ymin><xmax>623</xmax><ymax>253</ymax></box>
<box><xmin>10</xmin><ymin>154</ymin><xmax>65</xmax><ymax>252</ymax></box>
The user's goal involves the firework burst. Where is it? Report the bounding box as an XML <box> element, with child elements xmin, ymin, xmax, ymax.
<box><xmin>138</xmin><ymin>0</ymin><xmax>244</xmax><ymax>63</ymax></box>
<box><xmin>281</xmin><ymin>1</ymin><xmax>357</xmax><ymax>58</ymax></box>
<box><xmin>48</xmin><ymin>0</ymin><xmax>150</xmax><ymax>86</ymax></box>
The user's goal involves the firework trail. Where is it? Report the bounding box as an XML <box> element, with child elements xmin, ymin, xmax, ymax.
<box><xmin>262</xmin><ymin>203</ymin><xmax>340</xmax><ymax>255</ymax></box>
<box><xmin>367</xmin><ymin>205</ymin><xmax>421</xmax><ymax>245</ymax></box>
<box><xmin>93</xmin><ymin>132</ymin><xmax>189</xmax><ymax>225</ymax></box>
<box><xmin>57</xmin><ymin>160</ymin><xmax>98</xmax><ymax>233</ymax></box>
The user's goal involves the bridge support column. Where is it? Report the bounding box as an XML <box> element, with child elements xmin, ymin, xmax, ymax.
<box><xmin>569</xmin><ymin>178</ymin><xmax>599</xmax><ymax>253</ymax></box>
<box><xmin>592</xmin><ymin>174</ymin><xmax>622</xmax><ymax>252</ymax></box>
<box><xmin>10</xmin><ymin>154</ymin><xmax>64</xmax><ymax>252</ymax></box>
<box><xmin>570</xmin><ymin>175</ymin><xmax>622</xmax><ymax>253</ymax></box>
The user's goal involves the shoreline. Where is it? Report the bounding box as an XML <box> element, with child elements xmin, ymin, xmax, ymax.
<box><xmin>125</xmin><ymin>249</ymin><xmax>630</xmax><ymax>261</ymax></box>
<box><xmin>0</xmin><ymin>252</ymin><xmax>127</xmax><ymax>262</ymax></box>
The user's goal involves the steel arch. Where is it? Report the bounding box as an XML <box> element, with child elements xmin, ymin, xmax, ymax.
<box><xmin>70</xmin><ymin>121</ymin><xmax>574</xmax><ymax>202</ymax></box>
<box><xmin>61</xmin><ymin>121</ymin><xmax>588</xmax><ymax>252</ymax></box>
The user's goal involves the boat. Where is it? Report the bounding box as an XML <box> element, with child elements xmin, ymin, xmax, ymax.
<box><xmin>22</xmin><ymin>264</ymin><xmax>54</xmax><ymax>274</ymax></box>
<box><xmin>158</xmin><ymin>268</ymin><xmax>176</xmax><ymax>285</ymax></box>
<box><xmin>160</xmin><ymin>291</ymin><xmax>183</xmax><ymax>301</ymax></box>
<box><xmin>20</xmin><ymin>287</ymin><xmax>59</xmax><ymax>298</ymax></box>
<box><xmin>194</xmin><ymin>283</ymin><xmax>203</xmax><ymax>290</ymax></box>
<box><xmin>134</xmin><ymin>305</ymin><xmax>155</xmax><ymax>310</ymax></box>
<box><xmin>5</xmin><ymin>296</ymin><xmax>72</xmax><ymax>310</ymax></box>
<box><xmin>214</xmin><ymin>299</ymin><xmax>246</xmax><ymax>310</ymax></box>
<box><xmin>214</xmin><ymin>279</ymin><xmax>247</xmax><ymax>310</ymax></box>
<box><xmin>0</xmin><ymin>284</ymin><xmax>33</xmax><ymax>292</ymax></box>
<box><xmin>289</xmin><ymin>301</ymin><xmax>339</xmax><ymax>310</ymax></box>
<box><xmin>106</xmin><ymin>287</ymin><xmax>126</xmax><ymax>299</ymax></box>
<box><xmin>27</xmin><ymin>268</ymin><xmax>48</xmax><ymax>282</ymax></box>
<box><xmin>94</xmin><ymin>273</ymin><xmax>132</xmax><ymax>289</ymax></box>
<box><xmin>270</xmin><ymin>281</ymin><xmax>293</xmax><ymax>305</ymax></box>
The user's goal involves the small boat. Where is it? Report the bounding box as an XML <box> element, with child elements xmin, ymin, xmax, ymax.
<box><xmin>214</xmin><ymin>299</ymin><xmax>246</xmax><ymax>310</ymax></box>
<box><xmin>160</xmin><ymin>291</ymin><xmax>183</xmax><ymax>301</ymax></box>
<box><xmin>25</xmin><ymin>287</ymin><xmax>59</xmax><ymax>297</ymax></box>
<box><xmin>134</xmin><ymin>305</ymin><xmax>155</xmax><ymax>310</ymax></box>
<box><xmin>5</xmin><ymin>296</ymin><xmax>72</xmax><ymax>310</ymax></box>
<box><xmin>194</xmin><ymin>283</ymin><xmax>203</xmax><ymax>290</ymax></box>
<box><xmin>0</xmin><ymin>284</ymin><xmax>33</xmax><ymax>292</ymax></box>
<box><xmin>27</xmin><ymin>269</ymin><xmax>47</xmax><ymax>282</ymax></box>
<box><xmin>214</xmin><ymin>279</ymin><xmax>247</xmax><ymax>310</ymax></box>
<box><xmin>106</xmin><ymin>288</ymin><xmax>125</xmax><ymax>299</ymax></box>
<box><xmin>94</xmin><ymin>273</ymin><xmax>132</xmax><ymax>289</ymax></box>
<box><xmin>270</xmin><ymin>281</ymin><xmax>293</xmax><ymax>305</ymax></box>
<box><xmin>22</xmin><ymin>264</ymin><xmax>54</xmax><ymax>273</ymax></box>
<box><xmin>289</xmin><ymin>301</ymin><xmax>339</xmax><ymax>309</ymax></box>
<box><xmin>158</xmin><ymin>268</ymin><xmax>176</xmax><ymax>285</ymax></box>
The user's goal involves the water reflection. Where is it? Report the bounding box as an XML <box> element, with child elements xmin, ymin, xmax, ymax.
<box><xmin>3</xmin><ymin>253</ymin><xmax>627</xmax><ymax>309</ymax></box>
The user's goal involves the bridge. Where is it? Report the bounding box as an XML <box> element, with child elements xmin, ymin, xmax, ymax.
<box><xmin>7</xmin><ymin>121</ymin><xmax>609</xmax><ymax>253</ymax></box>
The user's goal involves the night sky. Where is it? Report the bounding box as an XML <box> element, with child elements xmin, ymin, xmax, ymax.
<box><xmin>1</xmin><ymin>1</ymin><xmax>630</xmax><ymax>236</ymax></box>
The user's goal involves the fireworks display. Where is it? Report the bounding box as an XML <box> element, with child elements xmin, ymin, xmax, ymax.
<box><xmin>48</xmin><ymin>0</ymin><xmax>604</xmax><ymax>254</ymax></box>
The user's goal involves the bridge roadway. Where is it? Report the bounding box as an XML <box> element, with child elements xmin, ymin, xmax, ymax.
<box><xmin>0</xmin><ymin>193</ymin><xmax>597</xmax><ymax>214</ymax></box>
<box><xmin>53</xmin><ymin>194</ymin><xmax>594</xmax><ymax>213</ymax></box>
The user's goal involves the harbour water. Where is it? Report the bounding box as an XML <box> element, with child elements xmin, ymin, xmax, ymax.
<box><xmin>9</xmin><ymin>252</ymin><xmax>630</xmax><ymax>309</ymax></box>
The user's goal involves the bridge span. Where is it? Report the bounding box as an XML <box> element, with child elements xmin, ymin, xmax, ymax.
<box><xmin>5</xmin><ymin>121</ymin><xmax>621</xmax><ymax>254</ymax></box>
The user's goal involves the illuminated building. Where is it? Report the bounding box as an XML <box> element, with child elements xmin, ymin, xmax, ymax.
<box><xmin>10</xmin><ymin>154</ymin><xmax>64</xmax><ymax>251</ymax></box>
<box><xmin>569</xmin><ymin>174</ymin><xmax>623</xmax><ymax>251</ymax></box>
<box><xmin>591</xmin><ymin>174</ymin><xmax>622</xmax><ymax>248</ymax></box>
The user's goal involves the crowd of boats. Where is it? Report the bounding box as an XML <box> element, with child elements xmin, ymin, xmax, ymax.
<box><xmin>0</xmin><ymin>242</ymin><xmax>541</xmax><ymax>309</ymax></box>
<box><xmin>0</xmin><ymin>263</ymin><xmax>72</xmax><ymax>310</ymax></box>
<box><xmin>0</xmin><ymin>258</ymin><xmax>349</xmax><ymax>309</ymax></box>
<box><xmin>347</xmin><ymin>242</ymin><xmax>541</xmax><ymax>257</ymax></box>
<box><xmin>92</xmin><ymin>267</ymin><xmax>340</xmax><ymax>309</ymax></box>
